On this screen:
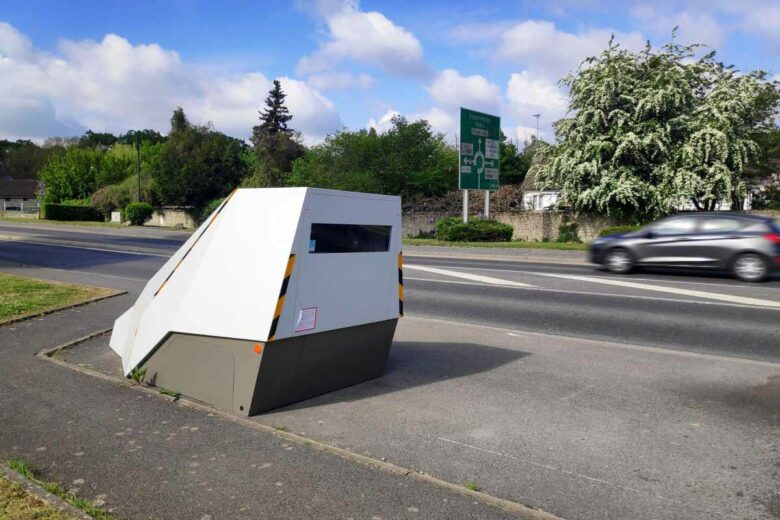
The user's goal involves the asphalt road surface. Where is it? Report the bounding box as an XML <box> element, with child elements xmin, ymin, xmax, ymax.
<box><xmin>2</xmin><ymin>221</ymin><xmax>778</xmax><ymax>362</ymax></box>
<box><xmin>1</xmin><ymin>221</ymin><xmax>778</xmax><ymax>519</ymax></box>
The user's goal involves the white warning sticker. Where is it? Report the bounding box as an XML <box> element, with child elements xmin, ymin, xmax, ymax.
<box><xmin>295</xmin><ymin>307</ymin><xmax>317</xmax><ymax>332</ymax></box>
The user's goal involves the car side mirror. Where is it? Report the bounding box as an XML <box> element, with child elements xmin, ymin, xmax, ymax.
<box><xmin>643</xmin><ymin>230</ymin><xmax>655</xmax><ymax>239</ymax></box>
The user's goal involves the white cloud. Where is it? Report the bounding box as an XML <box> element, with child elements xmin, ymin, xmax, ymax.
<box><xmin>496</xmin><ymin>20</ymin><xmax>645</xmax><ymax>79</ymax></box>
<box><xmin>367</xmin><ymin>109</ymin><xmax>399</xmax><ymax>133</ymax></box>
<box><xmin>741</xmin><ymin>4</ymin><xmax>780</xmax><ymax>48</ymax></box>
<box><xmin>412</xmin><ymin>107</ymin><xmax>456</xmax><ymax>140</ymax></box>
<box><xmin>297</xmin><ymin>1</ymin><xmax>428</xmax><ymax>77</ymax></box>
<box><xmin>367</xmin><ymin>107</ymin><xmax>457</xmax><ymax>141</ymax></box>
<box><xmin>306</xmin><ymin>71</ymin><xmax>374</xmax><ymax>91</ymax></box>
<box><xmin>513</xmin><ymin>125</ymin><xmax>547</xmax><ymax>143</ymax></box>
<box><xmin>0</xmin><ymin>23</ymin><xmax>341</xmax><ymax>143</ymax></box>
<box><xmin>630</xmin><ymin>4</ymin><xmax>726</xmax><ymax>47</ymax></box>
<box><xmin>426</xmin><ymin>69</ymin><xmax>501</xmax><ymax>114</ymax></box>
<box><xmin>506</xmin><ymin>71</ymin><xmax>567</xmax><ymax>114</ymax></box>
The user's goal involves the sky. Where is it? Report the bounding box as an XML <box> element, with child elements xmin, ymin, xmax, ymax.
<box><xmin>1</xmin><ymin>0</ymin><xmax>779</xmax><ymax>146</ymax></box>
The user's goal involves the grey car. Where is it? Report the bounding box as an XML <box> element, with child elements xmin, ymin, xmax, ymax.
<box><xmin>589</xmin><ymin>213</ymin><xmax>780</xmax><ymax>282</ymax></box>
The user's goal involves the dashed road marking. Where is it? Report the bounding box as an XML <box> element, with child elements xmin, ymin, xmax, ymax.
<box><xmin>405</xmin><ymin>264</ymin><xmax>535</xmax><ymax>288</ymax></box>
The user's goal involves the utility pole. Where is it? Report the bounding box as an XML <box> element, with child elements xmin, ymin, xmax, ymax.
<box><xmin>131</xmin><ymin>131</ymin><xmax>141</xmax><ymax>202</ymax></box>
<box><xmin>532</xmin><ymin>114</ymin><xmax>541</xmax><ymax>140</ymax></box>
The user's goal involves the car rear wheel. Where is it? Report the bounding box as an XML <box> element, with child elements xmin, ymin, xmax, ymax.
<box><xmin>604</xmin><ymin>248</ymin><xmax>634</xmax><ymax>274</ymax></box>
<box><xmin>731</xmin><ymin>253</ymin><xmax>770</xmax><ymax>282</ymax></box>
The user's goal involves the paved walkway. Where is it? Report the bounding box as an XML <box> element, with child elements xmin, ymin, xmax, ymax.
<box><xmin>0</xmin><ymin>297</ymin><xmax>526</xmax><ymax>520</ymax></box>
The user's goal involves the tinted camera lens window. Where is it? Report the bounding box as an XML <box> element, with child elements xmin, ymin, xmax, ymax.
<box><xmin>309</xmin><ymin>224</ymin><xmax>391</xmax><ymax>253</ymax></box>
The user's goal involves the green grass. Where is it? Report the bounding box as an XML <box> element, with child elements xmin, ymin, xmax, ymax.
<box><xmin>0</xmin><ymin>216</ymin><xmax>123</xmax><ymax>227</ymax></box>
<box><xmin>403</xmin><ymin>238</ymin><xmax>588</xmax><ymax>251</ymax></box>
<box><xmin>463</xmin><ymin>481</ymin><xmax>481</xmax><ymax>492</ymax></box>
<box><xmin>0</xmin><ymin>273</ymin><xmax>115</xmax><ymax>324</ymax></box>
<box><xmin>7</xmin><ymin>460</ymin><xmax>115</xmax><ymax>520</ymax></box>
<box><xmin>0</xmin><ymin>474</ymin><xmax>77</xmax><ymax>520</ymax></box>
<box><xmin>159</xmin><ymin>389</ymin><xmax>181</xmax><ymax>399</ymax></box>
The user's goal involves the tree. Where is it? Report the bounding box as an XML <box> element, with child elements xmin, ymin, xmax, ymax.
<box><xmin>118</xmin><ymin>129</ymin><xmax>166</xmax><ymax>146</ymax></box>
<box><xmin>500</xmin><ymin>133</ymin><xmax>545</xmax><ymax>185</ymax></box>
<box><xmin>248</xmin><ymin>80</ymin><xmax>304</xmax><ymax>186</ymax></box>
<box><xmin>255</xmin><ymin>80</ymin><xmax>293</xmax><ymax>136</ymax></box>
<box><xmin>151</xmin><ymin>108</ymin><xmax>249</xmax><ymax>208</ymax></box>
<box><xmin>536</xmin><ymin>35</ymin><xmax>780</xmax><ymax>221</ymax></box>
<box><xmin>38</xmin><ymin>147</ymin><xmax>104</xmax><ymax>202</ymax></box>
<box><xmin>79</xmin><ymin>130</ymin><xmax>119</xmax><ymax>149</ymax></box>
<box><xmin>0</xmin><ymin>140</ymin><xmax>55</xmax><ymax>180</ymax></box>
<box><xmin>288</xmin><ymin>116</ymin><xmax>457</xmax><ymax>198</ymax></box>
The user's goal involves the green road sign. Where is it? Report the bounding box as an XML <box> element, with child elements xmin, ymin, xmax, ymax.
<box><xmin>459</xmin><ymin>107</ymin><xmax>500</xmax><ymax>190</ymax></box>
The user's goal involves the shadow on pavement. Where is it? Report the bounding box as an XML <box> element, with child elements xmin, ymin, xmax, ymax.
<box><xmin>275</xmin><ymin>341</ymin><xmax>528</xmax><ymax>411</ymax></box>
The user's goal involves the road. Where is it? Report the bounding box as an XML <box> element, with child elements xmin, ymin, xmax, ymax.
<box><xmin>2</xmin><ymin>221</ymin><xmax>779</xmax><ymax>362</ymax></box>
<box><xmin>1</xmin><ymin>221</ymin><xmax>778</xmax><ymax>519</ymax></box>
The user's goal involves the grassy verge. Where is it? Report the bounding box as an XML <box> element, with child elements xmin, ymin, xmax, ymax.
<box><xmin>403</xmin><ymin>238</ymin><xmax>588</xmax><ymax>251</ymax></box>
<box><xmin>0</xmin><ymin>474</ymin><xmax>76</xmax><ymax>520</ymax></box>
<box><xmin>0</xmin><ymin>273</ymin><xmax>116</xmax><ymax>324</ymax></box>
<box><xmin>0</xmin><ymin>216</ymin><xmax>123</xmax><ymax>227</ymax></box>
<box><xmin>7</xmin><ymin>460</ymin><xmax>114</xmax><ymax>520</ymax></box>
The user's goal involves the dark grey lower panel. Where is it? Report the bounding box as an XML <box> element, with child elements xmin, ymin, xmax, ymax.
<box><xmin>141</xmin><ymin>319</ymin><xmax>397</xmax><ymax>416</ymax></box>
<box><xmin>250</xmin><ymin>319</ymin><xmax>397</xmax><ymax>414</ymax></box>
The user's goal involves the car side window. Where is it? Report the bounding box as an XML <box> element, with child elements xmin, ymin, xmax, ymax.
<box><xmin>650</xmin><ymin>218</ymin><xmax>697</xmax><ymax>236</ymax></box>
<box><xmin>699</xmin><ymin>218</ymin><xmax>745</xmax><ymax>233</ymax></box>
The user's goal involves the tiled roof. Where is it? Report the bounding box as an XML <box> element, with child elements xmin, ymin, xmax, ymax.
<box><xmin>0</xmin><ymin>179</ymin><xmax>39</xmax><ymax>198</ymax></box>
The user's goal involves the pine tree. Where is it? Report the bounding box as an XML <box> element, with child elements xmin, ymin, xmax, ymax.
<box><xmin>246</xmin><ymin>79</ymin><xmax>304</xmax><ymax>187</ymax></box>
<box><xmin>253</xmin><ymin>79</ymin><xmax>293</xmax><ymax>140</ymax></box>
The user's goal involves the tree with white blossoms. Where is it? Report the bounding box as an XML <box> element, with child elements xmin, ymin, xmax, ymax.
<box><xmin>535</xmin><ymin>33</ymin><xmax>780</xmax><ymax>222</ymax></box>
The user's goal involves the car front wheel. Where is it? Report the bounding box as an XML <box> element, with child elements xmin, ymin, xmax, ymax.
<box><xmin>731</xmin><ymin>253</ymin><xmax>769</xmax><ymax>282</ymax></box>
<box><xmin>604</xmin><ymin>248</ymin><xmax>634</xmax><ymax>274</ymax></box>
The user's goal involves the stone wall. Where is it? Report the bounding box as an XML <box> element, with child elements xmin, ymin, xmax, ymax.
<box><xmin>404</xmin><ymin>209</ymin><xmax>779</xmax><ymax>242</ymax></box>
<box><xmin>403</xmin><ymin>211</ymin><xmax>618</xmax><ymax>242</ymax></box>
<box><xmin>145</xmin><ymin>207</ymin><xmax>197</xmax><ymax>229</ymax></box>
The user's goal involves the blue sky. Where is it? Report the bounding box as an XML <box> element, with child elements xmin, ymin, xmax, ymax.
<box><xmin>1</xmin><ymin>0</ymin><xmax>778</xmax><ymax>144</ymax></box>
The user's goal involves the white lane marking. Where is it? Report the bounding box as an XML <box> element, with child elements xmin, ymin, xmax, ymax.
<box><xmin>405</xmin><ymin>276</ymin><xmax>780</xmax><ymax>311</ymax></box>
<box><xmin>416</xmin><ymin>262</ymin><xmax>778</xmax><ymax>291</ymax></box>
<box><xmin>534</xmin><ymin>272</ymin><xmax>780</xmax><ymax>309</ymax></box>
<box><xmin>0</xmin><ymin>239</ymin><xmax>170</xmax><ymax>258</ymax></box>
<box><xmin>436</xmin><ymin>437</ymin><xmax>726</xmax><ymax>517</ymax></box>
<box><xmin>405</xmin><ymin>315</ymin><xmax>780</xmax><ymax>368</ymax></box>
<box><xmin>405</xmin><ymin>264</ymin><xmax>534</xmax><ymax>288</ymax></box>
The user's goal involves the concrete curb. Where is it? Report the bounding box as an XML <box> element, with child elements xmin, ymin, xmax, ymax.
<box><xmin>0</xmin><ymin>285</ymin><xmax>126</xmax><ymax>328</ymax></box>
<box><xmin>0</xmin><ymin>463</ymin><xmax>93</xmax><ymax>520</ymax></box>
<box><xmin>38</xmin><ymin>330</ymin><xmax>564</xmax><ymax>520</ymax></box>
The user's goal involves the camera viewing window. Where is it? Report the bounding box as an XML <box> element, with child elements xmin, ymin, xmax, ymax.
<box><xmin>309</xmin><ymin>224</ymin><xmax>391</xmax><ymax>253</ymax></box>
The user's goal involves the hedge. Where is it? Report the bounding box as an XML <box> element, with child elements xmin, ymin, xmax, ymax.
<box><xmin>124</xmin><ymin>202</ymin><xmax>153</xmax><ymax>226</ymax></box>
<box><xmin>556</xmin><ymin>223</ymin><xmax>580</xmax><ymax>243</ymax></box>
<box><xmin>435</xmin><ymin>217</ymin><xmax>514</xmax><ymax>242</ymax></box>
<box><xmin>42</xmin><ymin>203</ymin><xmax>103</xmax><ymax>222</ymax></box>
<box><xmin>598</xmin><ymin>225</ymin><xmax>641</xmax><ymax>237</ymax></box>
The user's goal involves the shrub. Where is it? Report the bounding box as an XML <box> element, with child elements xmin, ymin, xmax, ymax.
<box><xmin>435</xmin><ymin>217</ymin><xmax>513</xmax><ymax>242</ymax></box>
<box><xmin>42</xmin><ymin>203</ymin><xmax>103</xmax><ymax>221</ymax></box>
<box><xmin>599</xmin><ymin>225</ymin><xmax>641</xmax><ymax>237</ymax></box>
<box><xmin>198</xmin><ymin>197</ymin><xmax>225</xmax><ymax>223</ymax></box>
<box><xmin>60</xmin><ymin>198</ymin><xmax>90</xmax><ymax>206</ymax></box>
<box><xmin>556</xmin><ymin>222</ymin><xmax>580</xmax><ymax>243</ymax></box>
<box><xmin>124</xmin><ymin>202</ymin><xmax>153</xmax><ymax>226</ymax></box>
<box><xmin>90</xmin><ymin>185</ymin><xmax>131</xmax><ymax>219</ymax></box>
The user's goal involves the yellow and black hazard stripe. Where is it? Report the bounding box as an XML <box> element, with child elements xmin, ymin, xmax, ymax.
<box><xmin>268</xmin><ymin>254</ymin><xmax>296</xmax><ymax>342</ymax></box>
<box><xmin>398</xmin><ymin>252</ymin><xmax>404</xmax><ymax>317</ymax></box>
<box><xmin>154</xmin><ymin>189</ymin><xmax>237</xmax><ymax>296</ymax></box>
